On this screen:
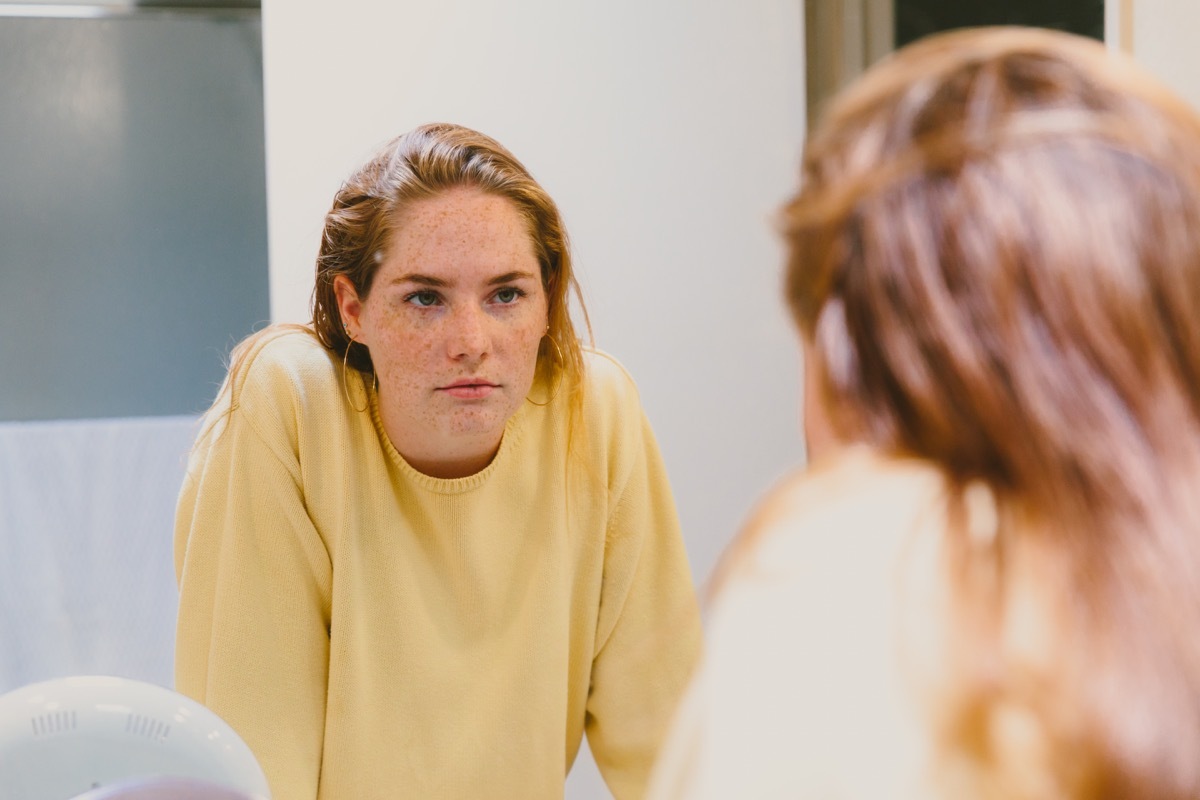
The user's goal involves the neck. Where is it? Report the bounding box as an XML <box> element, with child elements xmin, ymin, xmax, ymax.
<box><xmin>378</xmin><ymin>403</ymin><xmax>505</xmax><ymax>479</ymax></box>
<box><xmin>402</xmin><ymin>445</ymin><xmax>501</xmax><ymax>479</ymax></box>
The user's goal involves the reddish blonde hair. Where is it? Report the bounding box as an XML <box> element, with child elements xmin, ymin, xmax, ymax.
<box><xmin>785</xmin><ymin>27</ymin><xmax>1200</xmax><ymax>798</ymax></box>
<box><xmin>312</xmin><ymin>122</ymin><xmax>591</xmax><ymax>422</ymax></box>
<box><xmin>214</xmin><ymin>124</ymin><xmax>591</xmax><ymax>443</ymax></box>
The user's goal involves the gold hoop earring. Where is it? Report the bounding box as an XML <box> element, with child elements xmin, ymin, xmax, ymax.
<box><xmin>526</xmin><ymin>332</ymin><xmax>564</xmax><ymax>407</ymax></box>
<box><xmin>342</xmin><ymin>339</ymin><xmax>373</xmax><ymax>414</ymax></box>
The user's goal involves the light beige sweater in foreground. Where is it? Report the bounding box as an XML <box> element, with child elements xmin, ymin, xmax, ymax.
<box><xmin>650</xmin><ymin>448</ymin><xmax>953</xmax><ymax>799</ymax></box>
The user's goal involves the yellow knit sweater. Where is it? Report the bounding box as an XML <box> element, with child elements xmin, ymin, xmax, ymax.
<box><xmin>174</xmin><ymin>328</ymin><xmax>701</xmax><ymax>800</ymax></box>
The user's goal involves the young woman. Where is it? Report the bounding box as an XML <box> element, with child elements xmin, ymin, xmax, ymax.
<box><xmin>174</xmin><ymin>123</ymin><xmax>701</xmax><ymax>799</ymax></box>
<box><xmin>651</xmin><ymin>27</ymin><xmax>1200</xmax><ymax>799</ymax></box>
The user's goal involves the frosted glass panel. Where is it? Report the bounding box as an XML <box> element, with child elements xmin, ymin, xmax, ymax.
<box><xmin>0</xmin><ymin>415</ymin><xmax>197</xmax><ymax>691</ymax></box>
<box><xmin>0</xmin><ymin>14</ymin><xmax>268</xmax><ymax>420</ymax></box>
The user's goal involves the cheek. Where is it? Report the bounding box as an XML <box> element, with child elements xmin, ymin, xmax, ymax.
<box><xmin>518</xmin><ymin>321</ymin><xmax>546</xmax><ymax>359</ymax></box>
<box><xmin>369</xmin><ymin>323</ymin><xmax>435</xmax><ymax>377</ymax></box>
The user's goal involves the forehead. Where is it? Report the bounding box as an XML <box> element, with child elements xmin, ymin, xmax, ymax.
<box><xmin>386</xmin><ymin>187</ymin><xmax>537</xmax><ymax>269</ymax></box>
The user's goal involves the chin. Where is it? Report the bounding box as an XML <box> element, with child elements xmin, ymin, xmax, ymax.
<box><xmin>445</xmin><ymin>407</ymin><xmax>512</xmax><ymax>439</ymax></box>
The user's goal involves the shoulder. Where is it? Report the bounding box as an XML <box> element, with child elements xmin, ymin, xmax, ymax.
<box><xmin>689</xmin><ymin>448</ymin><xmax>944</xmax><ymax>797</ymax></box>
<box><xmin>715</xmin><ymin>449</ymin><xmax>938</xmax><ymax>604</ymax></box>
<box><xmin>737</xmin><ymin>447</ymin><xmax>946</xmax><ymax>569</ymax></box>
<box><xmin>201</xmin><ymin>325</ymin><xmax>341</xmax><ymax>440</ymax></box>
<box><xmin>580</xmin><ymin>346</ymin><xmax>641</xmax><ymax>401</ymax></box>
<box><xmin>576</xmin><ymin>347</ymin><xmax>650</xmax><ymax>450</ymax></box>
<box><xmin>715</xmin><ymin>450</ymin><xmax>949</xmax><ymax>625</ymax></box>
<box><xmin>231</xmin><ymin>325</ymin><xmax>338</xmax><ymax>397</ymax></box>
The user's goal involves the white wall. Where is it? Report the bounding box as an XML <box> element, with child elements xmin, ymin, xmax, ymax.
<box><xmin>261</xmin><ymin>2</ymin><xmax>805</xmax><ymax>592</ymax></box>
<box><xmin>1123</xmin><ymin>0</ymin><xmax>1200</xmax><ymax>111</ymax></box>
<box><xmin>261</xmin><ymin>1</ymin><xmax>805</xmax><ymax>794</ymax></box>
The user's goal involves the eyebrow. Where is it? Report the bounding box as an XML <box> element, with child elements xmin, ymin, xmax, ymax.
<box><xmin>390</xmin><ymin>270</ymin><xmax>538</xmax><ymax>287</ymax></box>
<box><xmin>392</xmin><ymin>274</ymin><xmax>449</xmax><ymax>287</ymax></box>
<box><xmin>487</xmin><ymin>270</ymin><xmax>539</xmax><ymax>285</ymax></box>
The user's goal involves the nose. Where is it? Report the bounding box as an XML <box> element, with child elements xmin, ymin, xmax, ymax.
<box><xmin>447</xmin><ymin>304</ymin><xmax>490</xmax><ymax>361</ymax></box>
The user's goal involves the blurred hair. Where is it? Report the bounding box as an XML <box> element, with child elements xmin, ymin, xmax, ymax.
<box><xmin>311</xmin><ymin>122</ymin><xmax>591</xmax><ymax>421</ymax></box>
<box><xmin>783</xmin><ymin>26</ymin><xmax>1200</xmax><ymax>798</ymax></box>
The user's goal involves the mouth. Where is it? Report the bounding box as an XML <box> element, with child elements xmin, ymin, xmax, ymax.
<box><xmin>437</xmin><ymin>379</ymin><xmax>499</xmax><ymax>400</ymax></box>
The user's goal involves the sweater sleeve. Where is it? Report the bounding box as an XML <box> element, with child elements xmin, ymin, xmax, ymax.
<box><xmin>586</xmin><ymin>406</ymin><xmax>703</xmax><ymax>800</ymax></box>
<box><xmin>174</xmin><ymin>359</ymin><xmax>334</xmax><ymax>800</ymax></box>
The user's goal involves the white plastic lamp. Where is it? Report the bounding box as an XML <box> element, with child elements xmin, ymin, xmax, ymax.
<box><xmin>0</xmin><ymin>676</ymin><xmax>271</xmax><ymax>800</ymax></box>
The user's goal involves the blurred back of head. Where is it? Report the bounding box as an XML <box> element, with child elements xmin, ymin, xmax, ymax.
<box><xmin>783</xmin><ymin>26</ymin><xmax>1200</xmax><ymax>798</ymax></box>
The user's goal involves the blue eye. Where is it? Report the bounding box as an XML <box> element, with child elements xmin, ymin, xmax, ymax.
<box><xmin>406</xmin><ymin>290</ymin><xmax>440</xmax><ymax>307</ymax></box>
<box><xmin>494</xmin><ymin>287</ymin><xmax>524</xmax><ymax>304</ymax></box>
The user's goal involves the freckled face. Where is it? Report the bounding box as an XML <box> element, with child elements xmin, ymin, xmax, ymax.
<box><xmin>335</xmin><ymin>187</ymin><xmax>548</xmax><ymax>477</ymax></box>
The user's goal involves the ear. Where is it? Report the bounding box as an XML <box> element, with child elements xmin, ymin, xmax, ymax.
<box><xmin>333</xmin><ymin>275</ymin><xmax>364</xmax><ymax>339</ymax></box>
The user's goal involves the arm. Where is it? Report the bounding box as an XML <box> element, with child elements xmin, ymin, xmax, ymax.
<box><xmin>586</xmin><ymin>409</ymin><xmax>703</xmax><ymax>799</ymax></box>
<box><xmin>174</xmin><ymin>374</ymin><xmax>333</xmax><ymax>800</ymax></box>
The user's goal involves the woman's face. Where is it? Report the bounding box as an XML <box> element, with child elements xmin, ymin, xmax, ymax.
<box><xmin>335</xmin><ymin>187</ymin><xmax>548</xmax><ymax>478</ymax></box>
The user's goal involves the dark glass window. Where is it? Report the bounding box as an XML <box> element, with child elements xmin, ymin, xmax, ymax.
<box><xmin>896</xmin><ymin>0</ymin><xmax>1105</xmax><ymax>49</ymax></box>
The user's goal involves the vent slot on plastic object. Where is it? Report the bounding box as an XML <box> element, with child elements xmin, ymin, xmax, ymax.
<box><xmin>126</xmin><ymin>713</ymin><xmax>171</xmax><ymax>741</ymax></box>
<box><xmin>30</xmin><ymin>710</ymin><xmax>77</xmax><ymax>737</ymax></box>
